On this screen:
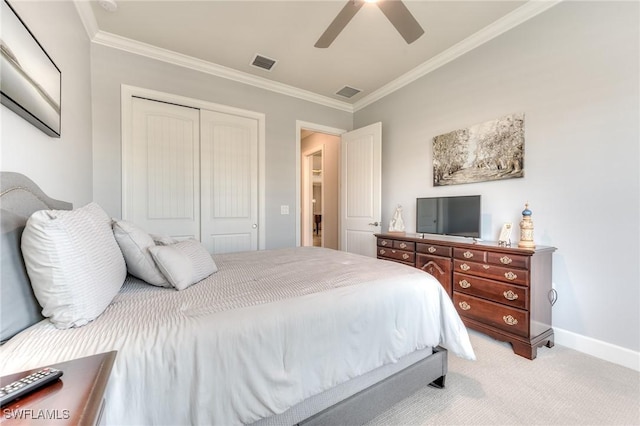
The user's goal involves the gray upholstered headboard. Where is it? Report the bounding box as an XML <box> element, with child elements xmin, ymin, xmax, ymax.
<box><xmin>0</xmin><ymin>172</ymin><xmax>72</xmax><ymax>343</ymax></box>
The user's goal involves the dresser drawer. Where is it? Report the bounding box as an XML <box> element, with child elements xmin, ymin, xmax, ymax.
<box><xmin>417</xmin><ymin>243</ymin><xmax>452</xmax><ymax>257</ymax></box>
<box><xmin>453</xmin><ymin>272</ymin><xmax>528</xmax><ymax>309</ymax></box>
<box><xmin>453</xmin><ymin>259</ymin><xmax>529</xmax><ymax>286</ymax></box>
<box><xmin>417</xmin><ymin>254</ymin><xmax>452</xmax><ymax>297</ymax></box>
<box><xmin>377</xmin><ymin>238</ymin><xmax>393</xmax><ymax>248</ymax></box>
<box><xmin>393</xmin><ymin>240</ymin><xmax>414</xmax><ymax>251</ymax></box>
<box><xmin>454</xmin><ymin>293</ymin><xmax>529</xmax><ymax>338</ymax></box>
<box><xmin>487</xmin><ymin>252</ymin><xmax>529</xmax><ymax>269</ymax></box>
<box><xmin>377</xmin><ymin>238</ymin><xmax>415</xmax><ymax>251</ymax></box>
<box><xmin>377</xmin><ymin>247</ymin><xmax>415</xmax><ymax>264</ymax></box>
<box><xmin>453</xmin><ymin>247</ymin><xmax>486</xmax><ymax>262</ymax></box>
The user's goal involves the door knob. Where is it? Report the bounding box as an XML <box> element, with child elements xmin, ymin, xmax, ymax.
<box><xmin>252</xmin><ymin>224</ymin><xmax>258</xmax><ymax>229</ymax></box>
<box><xmin>368</xmin><ymin>221</ymin><xmax>380</xmax><ymax>226</ymax></box>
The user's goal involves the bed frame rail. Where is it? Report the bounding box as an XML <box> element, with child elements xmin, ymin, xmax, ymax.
<box><xmin>299</xmin><ymin>346</ymin><xmax>447</xmax><ymax>426</ymax></box>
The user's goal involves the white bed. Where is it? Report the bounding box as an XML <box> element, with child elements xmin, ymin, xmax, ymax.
<box><xmin>0</xmin><ymin>172</ymin><xmax>475</xmax><ymax>425</ymax></box>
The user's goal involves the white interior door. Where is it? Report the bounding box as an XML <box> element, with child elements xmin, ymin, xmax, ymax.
<box><xmin>126</xmin><ymin>97</ymin><xmax>200</xmax><ymax>239</ymax></box>
<box><xmin>200</xmin><ymin>110</ymin><xmax>259</xmax><ymax>253</ymax></box>
<box><xmin>340</xmin><ymin>122</ymin><xmax>382</xmax><ymax>257</ymax></box>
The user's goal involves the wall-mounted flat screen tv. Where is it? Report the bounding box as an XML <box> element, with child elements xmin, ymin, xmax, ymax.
<box><xmin>416</xmin><ymin>195</ymin><xmax>481</xmax><ymax>238</ymax></box>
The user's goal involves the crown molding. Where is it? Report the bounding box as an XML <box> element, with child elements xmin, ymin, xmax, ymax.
<box><xmin>91</xmin><ymin>31</ymin><xmax>353</xmax><ymax>112</ymax></box>
<box><xmin>73</xmin><ymin>0</ymin><xmax>99</xmax><ymax>39</ymax></box>
<box><xmin>353</xmin><ymin>0</ymin><xmax>563</xmax><ymax>112</ymax></box>
<box><xmin>74</xmin><ymin>0</ymin><xmax>561</xmax><ymax>114</ymax></box>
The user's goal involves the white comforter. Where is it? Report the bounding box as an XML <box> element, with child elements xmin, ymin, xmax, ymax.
<box><xmin>0</xmin><ymin>247</ymin><xmax>475</xmax><ymax>425</ymax></box>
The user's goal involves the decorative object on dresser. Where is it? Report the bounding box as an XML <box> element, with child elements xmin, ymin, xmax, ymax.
<box><xmin>518</xmin><ymin>203</ymin><xmax>535</xmax><ymax>249</ymax></box>
<box><xmin>498</xmin><ymin>222</ymin><xmax>513</xmax><ymax>247</ymax></box>
<box><xmin>388</xmin><ymin>205</ymin><xmax>406</xmax><ymax>234</ymax></box>
<box><xmin>376</xmin><ymin>233</ymin><xmax>556</xmax><ymax>359</ymax></box>
<box><xmin>432</xmin><ymin>113</ymin><xmax>524</xmax><ymax>186</ymax></box>
<box><xmin>0</xmin><ymin>351</ymin><xmax>116</xmax><ymax>426</ymax></box>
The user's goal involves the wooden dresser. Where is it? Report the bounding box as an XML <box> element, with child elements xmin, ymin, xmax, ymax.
<box><xmin>376</xmin><ymin>233</ymin><xmax>556</xmax><ymax>359</ymax></box>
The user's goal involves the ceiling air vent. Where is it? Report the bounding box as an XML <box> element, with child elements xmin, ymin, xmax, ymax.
<box><xmin>336</xmin><ymin>86</ymin><xmax>361</xmax><ymax>99</ymax></box>
<box><xmin>251</xmin><ymin>54</ymin><xmax>277</xmax><ymax>72</ymax></box>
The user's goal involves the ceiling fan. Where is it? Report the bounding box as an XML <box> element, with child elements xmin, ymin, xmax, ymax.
<box><xmin>315</xmin><ymin>0</ymin><xmax>424</xmax><ymax>48</ymax></box>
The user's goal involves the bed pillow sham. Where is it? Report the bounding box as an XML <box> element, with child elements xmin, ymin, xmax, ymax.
<box><xmin>112</xmin><ymin>220</ymin><xmax>170</xmax><ymax>287</ymax></box>
<box><xmin>21</xmin><ymin>202</ymin><xmax>127</xmax><ymax>329</ymax></box>
<box><xmin>150</xmin><ymin>234</ymin><xmax>179</xmax><ymax>246</ymax></box>
<box><xmin>148</xmin><ymin>239</ymin><xmax>217</xmax><ymax>290</ymax></box>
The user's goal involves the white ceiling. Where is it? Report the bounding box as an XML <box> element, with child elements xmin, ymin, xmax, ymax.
<box><xmin>79</xmin><ymin>0</ymin><xmax>557</xmax><ymax>111</ymax></box>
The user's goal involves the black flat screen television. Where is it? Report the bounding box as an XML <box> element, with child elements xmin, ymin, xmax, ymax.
<box><xmin>416</xmin><ymin>195</ymin><xmax>481</xmax><ymax>238</ymax></box>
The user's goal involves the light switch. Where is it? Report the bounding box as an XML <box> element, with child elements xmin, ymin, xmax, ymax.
<box><xmin>280</xmin><ymin>205</ymin><xmax>289</xmax><ymax>215</ymax></box>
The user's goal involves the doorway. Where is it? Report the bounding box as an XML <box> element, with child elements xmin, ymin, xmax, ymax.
<box><xmin>296</xmin><ymin>120</ymin><xmax>382</xmax><ymax>257</ymax></box>
<box><xmin>299</xmin><ymin>128</ymin><xmax>340</xmax><ymax>249</ymax></box>
<box><xmin>311</xmin><ymin>152</ymin><xmax>323</xmax><ymax>247</ymax></box>
<box><xmin>301</xmin><ymin>148</ymin><xmax>324</xmax><ymax>247</ymax></box>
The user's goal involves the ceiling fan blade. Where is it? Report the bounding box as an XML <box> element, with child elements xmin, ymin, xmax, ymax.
<box><xmin>376</xmin><ymin>0</ymin><xmax>425</xmax><ymax>44</ymax></box>
<box><xmin>315</xmin><ymin>0</ymin><xmax>365</xmax><ymax>48</ymax></box>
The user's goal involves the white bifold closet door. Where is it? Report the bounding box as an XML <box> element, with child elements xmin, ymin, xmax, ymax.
<box><xmin>126</xmin><ymin>97</ymin><xmax>258</xmax><ymax>253</ymax></box>
<box><xmin>200</xmin><ymin>110</ymin><xmax>258</xmax><ymax>253</ymax></box>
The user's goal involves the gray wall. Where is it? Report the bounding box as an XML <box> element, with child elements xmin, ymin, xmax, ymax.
<box><xmin>1</xmin><ymin>1</ymin><xmax>92</xmax><ymax>206</ymax></box>
<box><xmin>355</xmin><ymin>1</ymin><xmax>639</xmax><ymax>352</ymax></box>
<box><xmin>90</xmin><ymin>44</ymin><xmax>352</xmax><ymax>249</ymax></box>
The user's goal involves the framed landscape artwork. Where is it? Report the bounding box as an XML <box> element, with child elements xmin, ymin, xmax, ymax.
<box><xmin>433</xmin><ymin>113</ymin><xmax>524</xmax><ymax>186</ymax></box>
<box><xmin>1</xmin><ymin>0</ymin><xmax>61</xmax><ymax>137</ymax></box>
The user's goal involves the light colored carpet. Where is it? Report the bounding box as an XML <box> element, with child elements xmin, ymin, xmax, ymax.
<box><xmin>367</xmin><ymin>330</ymin><xmax>640</xmax><ymax>425</ymax></box>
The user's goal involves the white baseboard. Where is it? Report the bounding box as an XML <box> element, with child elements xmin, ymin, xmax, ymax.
<box><xmin>554</xmin><ymin>327</ymin><xmax>640</xmax><ymax>372</ymax></box>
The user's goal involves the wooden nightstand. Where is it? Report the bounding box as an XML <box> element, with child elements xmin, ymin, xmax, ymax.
<box><xmin>1</xmin><ymin>351</ymin><xmax>116</xmax><ymax>425</ymax></box>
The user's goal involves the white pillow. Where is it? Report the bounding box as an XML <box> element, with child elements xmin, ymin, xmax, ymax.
<box><xmin>148</xmin><ymin>239</ymin><xmax>217</xmax><ymax>290</ymax></box>
<box><xmin>21</xmin><ymin>202</ymin><xmax>127</xmax><ymax>329</ymax></box>
<box><xmin>150</xmin><ymin>234</ymin><xmax>179</xmax><ymax>246</ymax></box>
<box><xmin>112</xmin><ymin>220</ymin><xmax>170</xmax><ymax>287</ymax></box>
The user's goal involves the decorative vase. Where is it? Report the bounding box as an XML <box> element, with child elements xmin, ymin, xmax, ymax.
<box><xmin>518</xmin><ymin>203</ymin><xmax>535</xmax><ymax>249</ymax></box>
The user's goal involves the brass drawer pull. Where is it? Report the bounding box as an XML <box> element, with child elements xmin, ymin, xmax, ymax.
<box><xmin>459</xmin><ymin>301</ymin><xmax>471</xmax><ymax>311</ymax></box>
<box><xmin>504</xmin><ymin>271</ymin><xmax>518</xmax><ymax>281</ymax></box>
<box><xmin>500</xmin><ymin>256</ymin><xmax>513</xmax><ymax>265</ymax></box>
<box><xmin>379</xmin><ymin>249</ymin><xmax>386</xmax><ymax>255</ymax></box>
<box><xmin>463</xmin><ymin>251</ymin><xmax>473</xmax><ymax>258</ymax></box>
<box><xmin>503</xmin><ymin>315</ymin><xmax>518</xmax><ymax>326</ymax></box>
<box><xmin>460</xmin><ymin>263</ymin><xmax>470</xmax><ymax>271</ymax></box>
<box><xmin>459</xmin><ymin>279</ymin><xmax>471</xmax><ymax>289</ymax></box>
<box><xmin>402</xmin><ymin>253</ymin><xmax>409</xmax><ymax>260</ymax></box>
<box><xmin>503</xmin><ymin>290</ymin><xmax>519</xmax><ymax>300</ymax></box>
<box><xmin>399</xmin><ymin>242</ymin><xmax>407</xmax><ymax>249</ymax></box>
<box><xmin>482</xmin><ymin>264</ymin><xmax>491</xmax><ymax>269</ymax></box>
<box><xmin>428</xmin><ymin>246</ymin><xmax>436</xmax><ymax>253</ymax></box>
<box><xmin>381</xmin><ymin>240</ymin><xmax>388</xmax><ymax>246</ymax></box>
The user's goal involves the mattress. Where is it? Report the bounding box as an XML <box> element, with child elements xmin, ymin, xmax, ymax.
<box><xmin>0</xmin><ymin>247</ymin><xmax>475</xmax><ymax>425</ymax></box>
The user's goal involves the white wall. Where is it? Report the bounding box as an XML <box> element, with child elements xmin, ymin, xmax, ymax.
<box><xmin>355</xmin><ymin>1</ymin><xmax>640</xmax><ymax>359</ymax></box>
<box><xmin>1</xmin><ymin>1</ymin><xmax>92</xmax><ymax>206</ymax></box>
<box><xmin>90</xmin><ymin>44</ymin><xmax>352</xmax><ymax>250</ymax></box>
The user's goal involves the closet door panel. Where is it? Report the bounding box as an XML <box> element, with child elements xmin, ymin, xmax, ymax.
<box><xmin>200</xmin><ymin>110</ymin><xmax>259</xmax><ymax>254</ymax></box>
<box><xmin>126</xmin><ymin>98</ymin><xmax>200</xmax><ymax>239</ymax></box>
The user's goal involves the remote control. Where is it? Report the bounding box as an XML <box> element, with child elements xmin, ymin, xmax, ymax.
<box><xmin>0</xmin><ymin>367</ymin><xmax>63</xmax><ymax>407</ymax></box>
